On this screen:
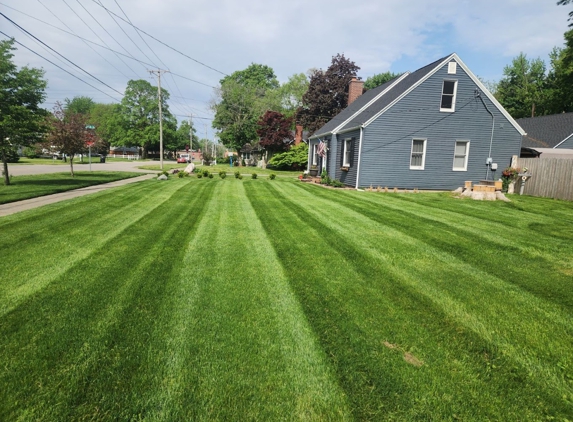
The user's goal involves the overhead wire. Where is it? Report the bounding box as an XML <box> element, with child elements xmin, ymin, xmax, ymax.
<box><xmin>65</xmin><ymin>0</ymin><xmax>142</xmax><ymax>77</ymax></box>
<box><xmin>0</xmin><ymin>31</ymin><xmax>121</xmax><ymax>102</ymax></box>
<box><xmin>36</xmin><ymin>0</ymin><xmax>131</xmax><ymax>81</ymax></box>
<box><xmin>88</xmin><ymin>0</ymin><xmax>228</xmax><ymax>77</ymax></box>
<box><xmin>1</xmin><ymin>13</ymin><xmax>124</xmax><ymax>96</ymax></box>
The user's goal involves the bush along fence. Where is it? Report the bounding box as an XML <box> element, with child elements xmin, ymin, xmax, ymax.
<box><xmin>515</xmin><ymin>157</ymin><xmax>573</xmax><ymax>201</ymax></box>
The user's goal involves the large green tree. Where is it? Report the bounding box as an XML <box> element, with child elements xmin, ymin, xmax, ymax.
<box><xmin>495</xmin><ymin>53</ymin><xmax>549</xmax><ymax>118</ymax></box>
<box><xmin>120</xmin><ymin>79</ymin><xmax>176</xmax><ymax>158</ymax></box>
<box><xmin>169</xmin><ymin>120</ymin><xmax>198</xmax><ymax>154</ymax></box>
<box><xmin>296</xmin><ymin>54</ymin><xmax>360</xmax><ymax>134</ymax></box>
<box><xmin>65</xmin><ymin>96</ymin><xmax>96</xmax><ymax>115</ymax></box>
<box><xmin>0</xmin><ymin>39</ymin><xmax>48</xmax><ymax>185</ymax></box>
<box><xmin>363</xmin><ymin>71</ymin><xmax>402</xmax><ymax>91</ymax></box>
<box><xmin>88</xmin><ymin>103</ymin><xmax>125</xmax><ymax>156</ymax></box>
<box><xmin>212</xmin><ymin>64</ymin><xmax>279</xmax><ymax>158</ymax></box>
<box><xmin>546</xmin><ymin>30</ymin><xmax>573</xmax><ymax>113</ymax></box>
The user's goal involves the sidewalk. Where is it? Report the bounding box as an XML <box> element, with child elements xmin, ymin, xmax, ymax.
<box><xmin>0</xmin><ymin>174</ymin><xmax>156</xmax><ymax>218</ymax></box>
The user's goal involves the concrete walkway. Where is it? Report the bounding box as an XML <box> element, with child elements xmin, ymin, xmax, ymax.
<box><xmin>0</xmin><ymin>173</ymin><xmax>156</xmax><ymax>218</ymax></box>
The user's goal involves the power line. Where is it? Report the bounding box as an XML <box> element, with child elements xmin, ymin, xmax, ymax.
<box><xmin>89</xmin><ymin>0</ymin><xmax>228</xmax><ymax>77</ymax></box>
<box><xmin>0</xmin><ymin>31</ymin><xmax>120</xmax><ymax>102</ymax></box>
<box><xmin>0</xmin><ymin>13</ymin><xmax>124</xmax><ymax>96</ymax></box>
<box><xmin>0</xmin><ymin>3</ymin><xmax>218</xmax><ymax>89</ymax></box>
<box><xmin>67</xmin><ymin>0</ymin><xmax>142</xmax><ymax>77</ymax></box>
<box><xmin>36</xmin><ymin>0</ymin><xmax>131</xmax><ymax>80</ymax></box>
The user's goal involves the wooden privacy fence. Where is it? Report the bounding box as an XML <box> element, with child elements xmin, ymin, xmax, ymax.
<box><xmin>515</xmin><ymin>157</ymin><xmax>573</xmax><ymax>201</ymax></box>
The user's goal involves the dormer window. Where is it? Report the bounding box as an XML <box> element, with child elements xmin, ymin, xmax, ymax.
<box><xmin>440</xmin><ymin>80</ymin><xmax>457</xmax><ymax>112</ymax></box>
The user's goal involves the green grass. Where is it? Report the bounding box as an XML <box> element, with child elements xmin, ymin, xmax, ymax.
<box><xmin>0</xmin><ymin>172</ymin><xmax>142</xmax><ymax>204</ymax></box>
<box><xmin>0</xmin><ymin>178</ymin><xmax>572</xmax><ymax>420</ymax></box>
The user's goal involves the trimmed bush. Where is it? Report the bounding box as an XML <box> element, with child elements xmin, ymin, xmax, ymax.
<box><xmin>234</xmin><ymin>170</ymin><xmax>240</xmax><ymax>179</ymax></box>
<box><xmin>251</xmin><ymin>173</ymin><xmax>257</xmax><ymax>179</ymax></box>
<box><xmin>219</xmin><ymin>171</ymin><xmax>227</xmax><ymax>179</ymax></box>
<box><xmin>208</xmin><ymin>173</ymin><xmax>214</xmax><ymax>179</ymax></box>
<box><xmin>202</xmin><ymin>169</ymin><xmax>210</xmax><ymax>178</ymax></box>
<box><xmin>197</xmin><ymin>173</ymin><xmax>203</xmax><ymax>179</ymax></box>
<box><xmin>177</xmin><ymin>171</ymin><xmax>185</xmax><ymax>178</ymax></box>
<box><xmin>238</xmin><ymin>174</ymin><xmax>243</xmax><ymax>180</ymax></box>
<box><xmin>269</xmin><ymin>173</ymin><xmax>276</xmax><ymax>180</ymax></box>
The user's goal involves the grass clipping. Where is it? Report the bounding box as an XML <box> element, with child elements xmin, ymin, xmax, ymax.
<box><xmin>383</xmin><ymin>341</ymin><xmax>424</xmax><ymax>367</ymax></box>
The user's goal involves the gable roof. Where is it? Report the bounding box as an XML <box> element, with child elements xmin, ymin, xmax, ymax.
<box><xmin>312</xmin><ymin>73</ymin><xmax>409</xmax><ymax>137</ymax></box>
<box><xmin>310</xmin><ymin>53</ymin><xmax>526</xmax><ymax>139</ymax></box>
<box><xmin>516</xmin><ymin>113</ymin><xmax>573</xmax><ymax>148</ymax></box>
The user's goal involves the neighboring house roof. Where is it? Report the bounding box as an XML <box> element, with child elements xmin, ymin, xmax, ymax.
<box><xmin>516</xmin><ymin>113</ymin><xmax>573</xmax><ymax>148</ymax></box>
<box><xmin>310</xmin><ymin>53</ymin><xmax>526</xmax><ymax>139</ymax></box>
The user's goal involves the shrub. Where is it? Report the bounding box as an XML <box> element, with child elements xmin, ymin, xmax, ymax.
<box><xmin>177</xmin><ymin>171</ymin><xmax>185</xmax><ymax>178</ymax></box>
<box><xmin>267</xmin><ymin>143</ymin><xmax>308</xmax><ymax>170</ymax></box>
<box><xmin>197</xmin><ymin>173</ymin><xmax>203</xmax><ymax>179</ymax></box>
<box><xmin>238</xmin><ymin>174</ymin><xmax>243</xmax><ymax>180</ymax></box>
<box><xmin>219</xmin><ymin>171</ymin><xmax>227</xmax><ymax>179</ymax></box>
<box><xmin>161</xmin><ymin>170</ymin><xmax>169</xmax><ymax>177</ymax></box>
<box><xmin>251</xmin><ymin>173</ymin><xmax>257</xmax><ymax>179</ymax></box>
<box><xmin>22</xmin><ymin>146</ymin><xmax>38</xmax><ymax>159</ymax></box>
<box><xmin>331</xmin><ymin>179</ymin><xmax>344</xmax><ymax>187</ymax></box>
<box><xmin>202</xmin><ymin>169</ymin><xmax>210</xmax><ymax>177</ymax></box>
<box><xmin>234</xmin><ymin>170</ymin><xmax>240</xmax><ymax>178</ymax></box>
<box><xmin>208</xmin><ymin>173</ymin><xmax>213</xmax><ymax>179</ymax></box>
<box><xmin>172</xmin><ymin>169</ymin><xmax>180</xmax><ymax>174</ymax></box>
<box><xmin>269</xmin><ymin>173</ymin><xmax>276</xmax><ymax>180</ymax></box>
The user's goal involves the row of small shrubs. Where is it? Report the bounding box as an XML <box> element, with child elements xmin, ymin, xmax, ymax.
<box><xmin>320</xmin><ymin>171</ymin><xmax>344</xmax><ymax>188</ymax></box>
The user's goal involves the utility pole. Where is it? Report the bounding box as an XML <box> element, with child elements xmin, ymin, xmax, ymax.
<box><xmin>148</xmin><ymin>69</ymin><xmax>169</xmax><ymax>170</ymax></box>
<box><xmin>189</xmin><ymin>114</ymin><xmax>193</xmax><ymax>161</ymax></box>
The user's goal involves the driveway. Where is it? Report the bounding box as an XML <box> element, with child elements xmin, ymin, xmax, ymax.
<box><xmin>8</xmin><ymin>160</ymin><xmax>159</xmax><ymax>176</ymax></box>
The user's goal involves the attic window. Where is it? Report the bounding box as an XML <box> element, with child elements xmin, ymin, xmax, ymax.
<box><xmin>440</xmin><ymin>80</ymin><xmax>458</xmax><ymax>112</ymax></box>
<box><xmin>448</xmin><ymin>62</ymin><xmax>457</xmax><ymax>74</ymax></box>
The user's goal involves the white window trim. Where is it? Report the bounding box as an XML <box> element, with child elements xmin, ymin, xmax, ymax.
<box><xmin>409</xmin><ymin>138</ymin><xmax>427</xmax><ymax>170</ymax></box>
<box><xmin>312</xmin><ymin>144</ymin><xmax>318</xmax><ymax>165</ymax></box>
<box><xmin>452</xmin><ymin>140</ymin><xmax>470</xmax><ymax>171</ymax></box>
<box><xmin>342</xmin><ymin>139</ymin><xmax>352</xmax><ymax>167</ymax></box>
<box><xmin>447</xmin><ymin>62</ymin><xmax>457</xmax><ymax>74</ymax></box>
<box><xmin>440</xmin><ymin>79</ymin><xmax>458</xmax><ymax>112</ymax></box>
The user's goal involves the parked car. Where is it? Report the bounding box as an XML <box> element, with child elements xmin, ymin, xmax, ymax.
<box><xmin>177</xmin><ymin>153</ymin><xmax>190</xmax><ymax>163</ymax></box>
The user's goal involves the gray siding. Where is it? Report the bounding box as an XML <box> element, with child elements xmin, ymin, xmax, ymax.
<box><xmin>358</xmin><ymin>62</ymin><xmax>522</xmax><ymax>190</ymax></box>
<box><xmin>557</xmin><ymin>135</ymin><xmax>573</xmax><ymax>149</ymax></box>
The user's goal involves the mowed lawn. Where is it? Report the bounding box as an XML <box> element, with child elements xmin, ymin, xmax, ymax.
<box><xmin>0</xmin><ymin>177</ymin><xmax>572</xmax><ymax>421</ymax></box>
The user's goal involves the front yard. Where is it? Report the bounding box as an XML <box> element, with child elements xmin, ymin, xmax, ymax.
<box><xmin>0</xmin><ymin>177</ymin><xmax>571</xmax><ymax>420</ymax></box>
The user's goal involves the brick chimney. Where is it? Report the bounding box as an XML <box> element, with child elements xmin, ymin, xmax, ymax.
<box><xmin>348</xmin><ymin>76</ymin><xmax>364</xmax><ymax>105</ymax></box>
<box><xmin>294</xmin><ymin>125</ymin><xmax>303</xmax><ymax>145</ymax></box>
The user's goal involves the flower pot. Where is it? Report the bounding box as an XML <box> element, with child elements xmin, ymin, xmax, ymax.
<box><xmin>309</xmin><ymin>169</ymin><xmax>318</xmax><ymax>177</ymax></box>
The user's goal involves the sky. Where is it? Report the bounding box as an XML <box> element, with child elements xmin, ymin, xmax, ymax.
<box><xmin>1</xmin><ymin>0</ymin><xmax>570</xmax><ymax>140</ymax></box>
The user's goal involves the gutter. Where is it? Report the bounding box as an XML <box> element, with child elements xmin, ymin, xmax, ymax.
<box><xmin>355</xmin><ymin>126</ymin><xmax>364</xmax><ymax>189</ymax></box>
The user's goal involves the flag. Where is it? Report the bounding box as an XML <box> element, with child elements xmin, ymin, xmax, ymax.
<box><xmin>317</xmin><ymin>140</ymin><xmax>326</xmax><ymax>158</ymax></box>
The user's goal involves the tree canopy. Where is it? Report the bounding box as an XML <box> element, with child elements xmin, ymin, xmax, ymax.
<box><xmin>495</xmin><ymin>53</ymin><xmax>549</xmax><ymax>118</ymax></box>
<box><xmin>120</xmin><ymin>79</ymin><xmax>176</xmax><ymax>158</ymax></box>
<box><xmin>212</xmin><ymin>64</ymin><xmax>280</xmax><ymax>156</ymax></box>
<box><xmin>363</xmin><ymin>71</ymin><xmax>402</xmax><ymax>91</ymax></box>
<box><xmin>64</xmin><ymin>96</ymin><xmax>96</xmax><ymax>115</ymax></box>
<box><xmin>256</xmin><ymin>110</ymin><xmax>293</xmax><ymax>154</ymax></box>
<box><xmin>0</xmin><ymin>38</ymin><xmax>48</xmax><ymax>185</ymax></box>
<box><xmin>296</xmin><ymin>54</ymin><xmax>360</xmax><ymax>135</ymax></box>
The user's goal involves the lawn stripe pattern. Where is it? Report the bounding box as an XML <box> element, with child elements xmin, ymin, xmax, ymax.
<box><xmin>245</xmin><ymin>180</ymin><xmax>573</xmax><ymax>420</ymax></box>
<box><xmin>0</xmin><ymin>177</ymin><xmax>572</xmax><ymax>420</ymax></box>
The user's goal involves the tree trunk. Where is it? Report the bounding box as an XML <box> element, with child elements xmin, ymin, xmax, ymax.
<box><xmin>69</xmin><ymin>154</ymin><xmax>75</xmax><ymax>177</ymax></box>
<box><xmin>2</xmin><ymin>151</ymin><xmax>10</xmax><ymax>186</ymax></box>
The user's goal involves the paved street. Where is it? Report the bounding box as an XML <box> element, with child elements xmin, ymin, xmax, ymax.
<box><xmin>8</xmin><ymin>160</ymin><xmax>159</xmax><ymax>176</ymax></box>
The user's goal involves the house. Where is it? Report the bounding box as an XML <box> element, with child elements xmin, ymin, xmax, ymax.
<box><xmin>307</xmin><ymin>54</ymin><xmax>526</xmax><ymax>190</ymax></box>
<box><xmin>516</xmin><ymin>113</ymin><xmax>573</xmax><ymax>158</ymax></box>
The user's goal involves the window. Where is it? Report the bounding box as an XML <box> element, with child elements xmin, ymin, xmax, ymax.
<box><xmin>453</xmin><ymin>141</ymin><xmax>469</xmax><ymax>171</ymax></box>
<box><xmin>440</xmin><ymin>80</ymin><xmax>457</xmax><ymax>112</ymax></box>
<box><xmin>312</xmin><ymin>144</ymin><xmax>318</xmax><ymax>165</ymax></box>
<box><xmin>343</xmin><ymin>139</ymin><xmax>352</xmax><ymax>167</ymax></box>
<box><xmin>410</xmin><ymin>139</ymin><xmax>426</xmax><ymax>170</ymax></box>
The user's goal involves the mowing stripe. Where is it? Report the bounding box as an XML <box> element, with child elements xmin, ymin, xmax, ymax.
<box><xmin>246</xmin><ymin>180</ymin><xmax>572</xmax><ymax>420</ymax></box>
<box><xmin>141</xmin><ymin>179</ymin><xmax>351</xmax><ymax>420</ymax></box>
<box><xmin>272</xmin><ymin>182</ymin><xmax>573</xmax><ymax>400</ymax></box>
<box><xmin>0</xmin><ymin>179</ymin><xmax>211</xmax><ymax>420</ymax></box>
<box><xmin>0</xmin><ymin>180</ymin><xmax>188</xmax><ymax>317</ymax></box>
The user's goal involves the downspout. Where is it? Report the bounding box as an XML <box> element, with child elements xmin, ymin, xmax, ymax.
<box><xmin>355</xmin><ymin>126</ymin><xmax>364</xmax><ymax>189</ymax></box>
<box><xmin>476</xmin><ymin>89</ymin><xmax>495</xmax><ymax>180</ymax></box>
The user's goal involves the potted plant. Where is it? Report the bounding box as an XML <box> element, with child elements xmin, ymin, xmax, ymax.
<box><xmin>309</xmin><ymin>165</ymin><xmax>318</xmax><ymax>177</ymax></box>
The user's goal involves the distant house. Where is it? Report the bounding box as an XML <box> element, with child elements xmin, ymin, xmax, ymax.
<box><xmin>308</xmin><ymin>53</ymin><xmax>526</xmax><ymax>190</ymax></box>
<box><xmin>516</xmin><ymin>113</ymin><xmax>573</xmax><ymax>158</ymax></box>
